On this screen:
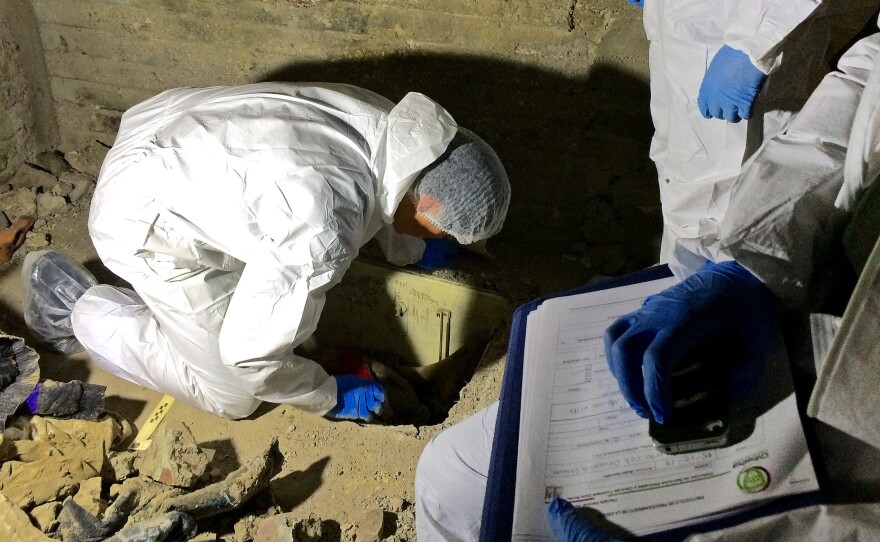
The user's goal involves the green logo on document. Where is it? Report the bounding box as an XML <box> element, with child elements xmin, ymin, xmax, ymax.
<box><xmin>737</xmin><ymin>466</ymin><xmax>771</xmax><ymax>493</ymax></box>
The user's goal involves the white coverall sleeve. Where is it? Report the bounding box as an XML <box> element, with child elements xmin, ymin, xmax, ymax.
<box><xmin>724</xmin><ymin>0</ymin><xmax>826</xmax><ymax>74</ymax></box>
<box><xmin>718</xmin><ymin>33</ymin><xmax>880</xmax><ymax>303</ymax></box>
<box><xmin>374</xmin><ymin>224</ymin><xmax>426</xmax><ymax>266</ymax></box>
<box><xmin>216</xmin><ymin>226</ymin><xmax>351</xmax><ymax>413</ymax></box>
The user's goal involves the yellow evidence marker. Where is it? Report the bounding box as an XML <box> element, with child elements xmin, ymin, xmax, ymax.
<box><xmin>128</xmin><ymin>394</ymin><xmax>176</xmax><ymax>451</ymax></box>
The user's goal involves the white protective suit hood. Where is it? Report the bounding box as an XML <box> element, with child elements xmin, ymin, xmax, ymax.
<box><xmin>81</xmin><ymin>83</ymin><xmax>457</xmax><ymax>417</ymax></box>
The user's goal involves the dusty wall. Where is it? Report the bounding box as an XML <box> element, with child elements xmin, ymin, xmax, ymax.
<box><xmin>0</xmin><ymin>4</ymin><xmax>45</xmax><ymax>181</ymax></box>
<box><xmin>31</xmin><ymin>0</ymin><xmax>660</xmax><ymax>283</ymax></box>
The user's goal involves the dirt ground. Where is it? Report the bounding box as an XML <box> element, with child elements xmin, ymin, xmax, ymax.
<box><xmin>0</xmin><ymin>176</ymin><xmax>570</xmax><ymax>540</ymax></box>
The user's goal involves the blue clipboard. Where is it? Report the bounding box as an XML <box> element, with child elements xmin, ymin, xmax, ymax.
<box><xmin>479</xmin><ymin>265</ymin><xmax>824</xmax><ymax>542</ymax></box>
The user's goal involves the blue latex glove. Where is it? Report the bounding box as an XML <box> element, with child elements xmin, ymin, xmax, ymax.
<box><xmin>326</xmin><ymin>375</ymin><xmax>386</xmax><ymax>422</ymax></box>
<box><xmin>417</xmin><ymin>238</ymin><xmax>461</xmax><ymax>270</ymax></box>
<box><xmin>697</xmin><ymin>45</ymin><xmax>767</xmax><ymax>123</ymax></box>
<box><xmin>626</xmin><ymin>0</ymin><xmax>644</xmax><ymax>6</ymax></box>
<box><xmin>547</xmin><ymin>499</ymin><xmax>622</xmax><ymax>542</ymax></box>
<box><xmin>604</xmin><ymin>261</ymin><xmax>774</xmax><ymax>423</ymax></box>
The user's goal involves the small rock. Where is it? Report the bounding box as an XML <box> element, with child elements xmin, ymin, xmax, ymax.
<box><xmin>388</xmin><ymin>497</ymin><xmax>407</xmax><ymax>512</ymax></box>
<box><xmin>72</xmin><ymin>476</ymin><xmax>106</xmax><ymax>518</ymax></box>
<box><xmin>33</xmin><ymin>218</ymin><xmax>46</xmax><ymax>228</ymax></box>
<box><xmin>31</xmin><ymin>151</ymin><xmax>72</xmax><ymax>177</ymax></box>
<box><xmin>37</xmin><ymin>194</ymin><xmax>68</xmax><ymax>217</ymax></box>
<box><xmin>12</xmin><ymin>164</ymin><xmax>57</xmax><ymax>190</ymax></box>
<box><xmin>59</xmin><ymin>171</ymin><xmax>96</xmax><ymax>205</ymax></box>
<box><xmin>254</xmin><ymin>514</ymin><xmax>341</xmax><ymax>542</ymax></box>
<box><xmin>109</xmin><ymin>450</ymin><xmax>140</xmax><ymax>481</ymax></box>
<box><xmin>0</xmin><ymin>213</ymin><xmax>9</xmax><ymax>229</ymax></box>
<box><xmin>0</xmin><ymin>492</ymin><xmax>53</xmax><ymax>541</ymax></box>
<box><xmin>0</xmin><ymin>188</ymin><xmax>37</xmax><ymax>219</ymax></box>
<box><xmin>137</xmin><ymin>421</ymin><xmax>210</xmax><ymax>489</ymax></box>
<box><xmin>59</xmin><ymin>170</ymin><xmax>94</xmax><ymax>185</ymax></box>
<box><xmin>70</xmin><ymin>180</ymin><xmax>94</xmax><ymax>204</ymax></box>
<box><xmin>29</xmin><ymin>501</ymin><xmax>62</xmax><ymax>533</ymax></box>
<box><xmin>64</xmin><ymin>143</ymin><xmax>108</xmax><ymax>177</ymax></box>
<box><xmin>355</xmin><ymin>508</ymin><xmax>385</xmax><ymax>542</ymax></box>
<box><xmin>234</xmin><ymin>514</ymin><xmax>261</xmax><ymax>542</ymax></box>
<box><xmin>24</xmin><ymin>232</ymin><xmax>50</xmax><ymax>250</ymax></box>
<box><xmin>51</xmin><ymin>182</ymin><xmax>74</xmax><ymax>198</ymax></box>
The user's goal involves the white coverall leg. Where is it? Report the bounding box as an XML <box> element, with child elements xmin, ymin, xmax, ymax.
<box><xmin>646</xmin><ymin>0</ymin><xmax>748</xmax><ymax>264</ymax></box>
<box><xmin>415</xmin><ymin>402</ymin><xmax>498</xmax><ymax>541</ymax></box>
<box><xmin>71</xmin><ymin>223</ymin><xmax>261</xmax><ymax>419</ymax></box>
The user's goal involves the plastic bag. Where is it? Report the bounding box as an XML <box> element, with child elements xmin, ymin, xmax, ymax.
<box><xmin>22</xmin><ymin>251</ymin><xmax>98</xmax><ymax>354</ymax></box>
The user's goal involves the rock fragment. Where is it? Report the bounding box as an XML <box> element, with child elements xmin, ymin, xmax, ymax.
<box><xmin>24</xmin><ymin>232</ymin><xmax>50</xmax><ymax>250</ymax></box>
<box><xmin>105</xmin><ymin>510</ymin><xmax>197</xmax><ymax>542</ymax></box>
<box><xmin>56</xmin><ymin>497</ymin><xmax>116</xmax><ymax>541</ymax></box>
<box><xmin>31</xmin><ymin>151</ymin><xmax>73</xmax><ymax>177</ymax></box>
<box><xmin>51</xmin><ymin>181</ymin><xmax>74</xmax><ymax>198</ymax></box>
<box><xmin>254</xmin><ymin>513</ymin><xmax>341</xmax><ymax>542</ymax></box>
<box><xmin>64</xmin><ymin>142</ymin><xmax>108</xmax><ymax>177</ymax></box>
<box><xmin>37</xmin><ymin>193</ymin><xmax>68</xmax><ymax>217</ymax></box>
<box><xmin>138</xmin><ymin>421</ymin><xmax>210</xmax><ymax>489</ymax></box>
<box><xmin>108</xmin><ymin>450</ymin><xmax>140</xmax><ymax>481</ymax></box>
<box><xmin>29</xmin><ymin>501</ymin><xmax>62</xmax><ymax>533</ymax></box>
<box><xmin>12</xmin><ymin>164</ymin><xmax>57</xmax><ymax>190</ymax></box>
<box><xmin>60</xmin><ymin>170</ymin><xmax>97</xmax><ymax>204</ymax></box>
<box><xmin>0</xmin><ymin>188</ymin><xmax>37</xmax><ymax>219</ymax></box>
<box><xmin>152</xmin><ymin>438</ymin><xmax>282</xmax><ymax>521</ymax></box>
<box><xmin>355</xmin><ymin>507</ymin><xmax>386</xmax><ymax>542</ymax></box>
<box><xmin>29</xmin><ymin>415</ymin><xmax>121</xmax><ymax>468</ymax></box>
<box><xmin>0</xmin><ymin>492</ymin><xmax>53</xmax><ymax>541</ymax></box>
<box><xmin>73</xmin><ymin>476</ymin><xmax>108</xmax><ymax>518</ymax></box>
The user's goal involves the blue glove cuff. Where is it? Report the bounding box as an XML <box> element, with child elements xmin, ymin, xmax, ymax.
<box><xmin>417</xmin><ymin>238</ymin><xmax>461</xmax><ymax>270</ymax></box>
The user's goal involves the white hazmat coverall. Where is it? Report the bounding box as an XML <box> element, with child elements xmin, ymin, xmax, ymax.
<box><xmin>70</xmin><ymin>83</ymin><xmax>458</xmax><ymax>419</ymax></box>
<box><xmin>416</xmin><ymin>20</ymin><xmax>880</xmax><ymax>542</ymax></box>
<box><xmin>648</xmin><ymin>0</ymin><xmax>880</xmax><ymax>276</ymax></box>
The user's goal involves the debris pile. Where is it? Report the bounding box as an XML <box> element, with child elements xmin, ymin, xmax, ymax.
<box><xmin>0</xmin><ymin>335</ymin><xmax>416</xmax><ymax>541</ymax></box>
<box><xmin>0</xmin><ymin>142</ymin><xmax>108</xmax><ymax>256</ymax></box>
<box><xmin>0</xmin><ymin>411</ymin><xmax>288</xmax><ymax>541</ymax></box>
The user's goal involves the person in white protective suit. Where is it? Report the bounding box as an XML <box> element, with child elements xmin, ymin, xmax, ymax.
<box><xmin>641</xmin><ymin>0</ymin><xmax>880</xmax><ymax>278</ymax></box>
<box><xmin>415</xmin><ymin>16</ymin><xmax>880</xmax><ymax>542</ymax></box>
<box><xmin>33</xmin><ymin>83</ymin><xmax>510</xmax><ymax>421</ymax></box>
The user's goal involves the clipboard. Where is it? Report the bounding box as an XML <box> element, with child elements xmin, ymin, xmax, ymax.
<box><xmin>479</xmin><ymin>265</ymin><xmax>824</xmax><ymax>541</ymax></box>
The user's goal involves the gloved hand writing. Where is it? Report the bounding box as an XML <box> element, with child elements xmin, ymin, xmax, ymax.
<box><xmin>603</xmin><ymin>261</ymin><xmax>774</xmax><ymax>423</ymax></box>
<box><xmin>417</xmin><ymin>238</ymin><xmax>461</xmax><ymax>270</ymax></box>
<box><xmin>697</xmin><ymin>45</ymin><xmax>767</xmax><ymax>123</ymax></box>
<box><xmin>547</xmin><ymin>499</ymin><xmax>622</xmax><ymax>542</ymax></box>
<box><xmin>326</xmin><ymin>375</ymin><xmax>386</xmax><ymax>422</ymax></box>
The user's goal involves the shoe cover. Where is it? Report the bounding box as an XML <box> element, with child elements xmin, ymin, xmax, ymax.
<box><xmin>21</xmin><ymin>251</ymin><xmax>98</xmax><ymax>354</ymax></box>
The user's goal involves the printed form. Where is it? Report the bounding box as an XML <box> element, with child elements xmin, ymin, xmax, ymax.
<box><xmin>512</xmin><ymin>277</ymin><xmax>819</xmax><ymax>539</ymax></box>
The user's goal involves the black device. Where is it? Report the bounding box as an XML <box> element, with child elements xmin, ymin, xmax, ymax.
<box><xmin>648</xmin><ymin>362</ymin><xmax>730</xmax><ymax>455</ymax></box>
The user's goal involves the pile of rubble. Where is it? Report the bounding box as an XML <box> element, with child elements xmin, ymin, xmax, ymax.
<box><xmin>0</xmin><ymin>333</ymin><xmax>357</xmax><ymax>542</ymax></box>
<box><xmin>0</xmin><ymin>412</ymin><xmax>302</xmax><ymax>541</ymax></box>
<box><xmin>1</xmin><ymin>142</ymin><xmax>107</xmax><ymax>253</ymax></box>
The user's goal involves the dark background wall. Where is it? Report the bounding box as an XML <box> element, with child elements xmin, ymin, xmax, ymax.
<box><xmin>15</xmin><ymin>0</ymin><xmax>661</xmax><ymax>291</ymax></box>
